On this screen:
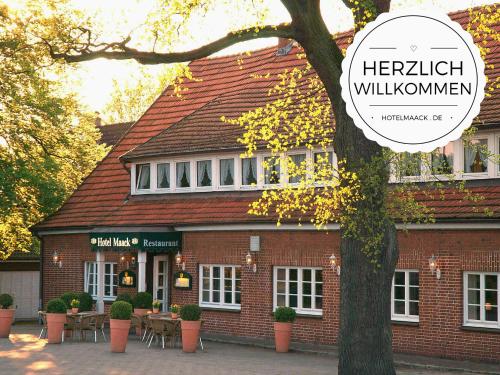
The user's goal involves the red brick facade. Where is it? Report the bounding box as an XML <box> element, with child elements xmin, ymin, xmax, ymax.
<box><xmin>42</xmin><ymin>228</ymin><xmax>500</xmax><ymax>362</ymax></box>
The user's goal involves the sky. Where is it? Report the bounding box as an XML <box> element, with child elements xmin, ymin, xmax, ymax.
<box><xmin>6</xmin><ymin>0</ymin><xmax>498</xmax><ymax>115</ymax></box>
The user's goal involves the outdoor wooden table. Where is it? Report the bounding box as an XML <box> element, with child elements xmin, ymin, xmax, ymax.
<box><xmin>64</xmin><ymin>312</ymin><xmax>98</xmax><ymax>341</ymax></box>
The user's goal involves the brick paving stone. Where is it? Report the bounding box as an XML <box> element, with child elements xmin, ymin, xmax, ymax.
<box><xmin>0</xmin><ymin>325</ymin><xmax>490</xmax><ymax>375</ymax></box>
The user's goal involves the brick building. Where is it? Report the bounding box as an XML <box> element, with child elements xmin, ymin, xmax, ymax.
<box><xmin>33</xmin><ymin>8</ymin><xmax>499</xmax><ymax>362</ymax></box>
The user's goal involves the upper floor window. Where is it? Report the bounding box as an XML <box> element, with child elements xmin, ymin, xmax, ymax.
<box><xmin>274</xmin><ymin>266</ymin><xmax>323</xmax><ymax>315</ymax></box>
<box><xmin>288</xmin><ymin>153</ymin><xmax>307</xmax><ymax>184</ymax></box>
<box><xmin>464</xmin><ymin>272</ymin><xmax>499</xmax><ymax>329</ymax></box>
<box><xmin>241</xmin><ymin>157</ymin><xmax>257</xmax><ymax>186</ymax></box>
<box><xmin>431</xmin><ymin>143</ymin><xmax>454</xmax><ymax>175</ymax></box>
<box><xmin>464</xmin><ymin>139</ymin><xmax>488</xmax><ymax>174</ymax></box>
<box><xmin>391</xmin><ymin>270</ymin><xmax>419</xmax><ymax>322</ymax></box>
<box><xmin>136</xmin><ymin>164</ymin><xmax>150</xmax><ymax>190</ymax></box>
<box><xmin>264</xmin><ymin>156</ymin><xmax>281</xmax><ymax>185</ymax></box>
<box><xmin>197</xmin><ymin>160</ymin><xmax>212</xmax><ymax>187</ymax></box>
<box><xmin>157</xmin><ymin>163</ymin><xmax>170</xmax><ymax>189</ymax></box>
<box><xmin>220</xmin><ymin>158</ymin><xmax>234</xmax><ymax>186</ymax></box>
<box><xmin>399</xmin><ymin>153</ymin><xmax>422</xmax><ymax>178</ymax></box>
<box><xmin>176</xmin><ymin>161</ymin><xmax>191</xmax><ymax>188</ymax></box>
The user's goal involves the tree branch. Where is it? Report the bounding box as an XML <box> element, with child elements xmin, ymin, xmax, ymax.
<box><xmin>49</xmin><ymin>24</ymin><xmax>296</xmax><ymax>65</ymax></box>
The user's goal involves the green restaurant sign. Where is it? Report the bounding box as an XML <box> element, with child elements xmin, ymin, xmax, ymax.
<box><xmin>90</xmin><ymin>232</ymin><xmax>182</xmax><ymax>253</ymax></box>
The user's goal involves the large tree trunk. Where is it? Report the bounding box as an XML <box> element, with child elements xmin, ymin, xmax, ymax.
<box><xmin>282</xmin><ymin>1</ymin><xmax>399</xmax><ymax>373</ymax></box>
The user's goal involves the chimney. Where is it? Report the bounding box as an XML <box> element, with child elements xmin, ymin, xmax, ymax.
<box><xmin>276</xmin><ymin>38</ymin><xmax>293</xmax><ymax>56</ymax></box>
<box><xmin>95</xmin><ymin>111</ymin><xmax>102</xmax><ymax>127</ymax></box>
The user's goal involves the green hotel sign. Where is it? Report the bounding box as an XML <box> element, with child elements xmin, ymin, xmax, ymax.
<box><xmin>90</xmin><ymin>232</ymin><xmax>181</xmax><ymax>253</ymax></box>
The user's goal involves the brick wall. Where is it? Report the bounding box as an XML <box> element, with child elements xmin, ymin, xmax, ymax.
<box><xmin>42</xmin><ymin>229</ymin><xmax>500</xmax><ymax>362</ymax></box>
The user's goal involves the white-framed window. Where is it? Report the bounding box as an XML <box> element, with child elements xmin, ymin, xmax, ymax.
<box><xmin>241</xmin><ymin>157</ymin><xmax>258</xmax><ymax>186</ymax></box>
<box><xmin>288</xmin><ymin>153</ymin><xmax>307</xmax><ymax>184</ymax></box>
<box><xmin>199</xmin><ymin>265</ymin><xmax>241</xmax><ymax>310</ymax></box>
<box><xmin>197</xmin><ymin>160</ymin><xmax>212</xmax><ymax>187</ymax></box>
<box><xmin>157</xmin><ymin>163</ymin><xmax>170</xmax><ymax>189</ymax></box>
<box><xmin>84</xmin><ymin>262</ymin><xmax>117</xmax><ymax>300</ymax></box>
<box><xmin>219</xmin><ymin>158</ymin><xmax>235</xmax><ymax>186</ymax></box>
<box><xmin>273</xmin><ymin>267</ymin><xmax>323</xmax><ymax>316</ymax></box>
<box><xmin>176</xmin><ymin>161</ymin><xmax>191</xmax><ymax>188</ymax></box>
<box><xmin>431</xmin><ymin>142</ymin><xmax>454</xmax><ymax>175</ymax></box>
<box><xmin>264</xmin><ymin>156</ymin><xmax>281</xmax><ymax>185</ymax></box>
<box><xmin>463</xmin><ymin>138</ymin><xmax>488</xmax><ymax>174</ymax></box>
<box><xmin>391</xmin><ymin>270</ymin><xmax>419</xmax><ymax>322</ymax></box>
<box><xmin>464</xmin><ymin>272</ymin><xmax>499</xmax><ymax>329</ymax></box>
<box><xmin>135</xmin><ymin>163</ymin><xmax>151</xmax><ymax>190</ymax></box>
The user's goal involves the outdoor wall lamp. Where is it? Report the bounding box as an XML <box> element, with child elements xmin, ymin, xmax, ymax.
<box><xmin>175</xmin><ymin>251</ymin><xmax>185</xmax><ymax>271</ymax></box>
<box><xmin>245</xmin><ymin>252</ymin><xmax>257</xmax><ymax>273</ymax></box>
<box><xmin>329</xmin><ymin>254</ymin><xmax>340</xmax><ymax>275</ymax></box>
<box><xmin>428</xmin><ymin>254</ymin><xmax>441</xmax><ymax>280</ymax></box>
<box><xmin>52</xmin><ymin>251</ymin><xmax>62</xmax><ymax>268</ymax></box>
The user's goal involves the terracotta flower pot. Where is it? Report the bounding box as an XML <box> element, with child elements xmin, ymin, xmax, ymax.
<box><xmin>71</xmin><ymin>308</ymin><xmax>79</xmax><ymax>314</ymax></box>
<box><xmin>152</xmin><ymin>308</ymin><xmax>159</xmax><ymax>314</ymax></box>
<box><xmin>0</xmin><ymin>309</ymin><xmax>15</xmax><ymax>338</ymax></box>
<box><xmin>46</xmin><ymin>313</ymin><xmax>67</xmax><ymax>344</ymax></box>
<box><xmin>171</xmin><ymin>313</ymin><xmax>178</xmax><ymax>319</ymax></box>
<box><xmin>181</xmin><ymin>320</ymin><xmax>201</xmax><ymax>353</ymax></box>
<box><xmin>274</xmin><ymin>322</ymin><xmax>292</xmax><ymax>353</ymax></box>
<box><xmin>133</xmin><ymin>308</ymin><xmax>148</xmax><ymax>335</ymax></box>
<box><xmin>110</xmin><ymin>319</ymin><xmax>131</xmax><ymax>353</ymax></box>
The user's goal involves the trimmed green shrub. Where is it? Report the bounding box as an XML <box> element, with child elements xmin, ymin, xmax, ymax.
<box><xmin>110</xmin><ymin>301</ymin><xmax>132</xmax><ymax>320</ymax></box>
<box><xmin>273</xmin><ymin>307</ymin><xmax>296</xmax><ymax>323</ymax></box>
<box><xmin>180</xmin><ymin>304</ymin><xmax>201</xmax><ymax>321</ymax></box>
<box><xmin>60</xmin><ymin>292</ymin><xmax>78</xmax><ymax>309</ymax></box>
<box><xmin>132</xmin><ymin>292</ymin><xmax>152</xmax><ymax>309</ymax></box>
<box><xmin>47</xmin><ymin>298</ymin><xmax>67</xmax><ymax>314</ymax></box>
<box><xmin>116</xmin><ymin>293</ymin><xmax>133</xmax><ymax>305</ymax></box>
<box><xmin>78</xmin><ymin>292</ymin><xmax>93</xmax><ymax>312</ymax></box>
<box><xmin>0</xmin><ymin>294</ymin><xmax>13</xmax><ymax>309</ymax></box>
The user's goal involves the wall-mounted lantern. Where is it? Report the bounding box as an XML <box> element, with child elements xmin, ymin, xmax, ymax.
<box><xmin>245</xmin><ymin>236</ymin><xmax>260</xmax><ymax>273</ymax></box>
<box><xmin>428</xmin><ymin>254</ymin><xmax>441</xmax><ymax>280</ymax></box>
<box><xmin>52</xmin><ymin>251</ymin><xmax>63</xmax><ymax>268</ymax></box>
<box><xmin>245</xmin><ymin>252</ymin><xmax>257</xmax><ymax>273</ymax></box>
<box><xmin>329</xmin><ymin>253</ymin><xmax>340</xmax><ymax>275</ymax></box>
<box><xmin>175</xmin><ymin>251</ymin><xmax>185</xmax><ymax>271</ymax></box>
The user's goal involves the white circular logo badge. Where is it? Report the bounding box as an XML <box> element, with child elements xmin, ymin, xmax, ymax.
<box><xmin>340</xmin><ymin>11</ymin><xmax>486</xmax><ymax>153</ymax></box>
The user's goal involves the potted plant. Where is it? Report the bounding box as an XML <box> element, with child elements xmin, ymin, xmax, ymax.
<box><xmin>180</xmin><ymin>304</ymin><xmax>201</xmax><ymax>353</ymax></box>
<box><xmin>131</xmin><ymin>292</ymin><xmax>152</xmax><ymax>335</ymax></box>
<box><xmin>152</xmin><ymin>300</ymin><xmax>161</xmax><ymax>314</ymax></box>
<box><xmin>170</xmin><ymin>304</ymin><xmax>180</xmax><ymax>319</ymax></box>
<box><xmin>116</xmin><ymin>293</ymin><xmax>133</xmax><ymax>305</ymax></box>
<box><xmin>77</xmin><ymin>292</ymin><xmax>94</xmax><ymax>312</ymax></box>
<box><xmin>273</xmin><ymin>306</ymin><xmax>296</xmax><ymax>353</ymax></box>
<box><xmin>60</xmin><ymin>292</ymin><xmax>78</xmax><ymax>314</ymax></box>
<box><xmin>132</xmin><ymin>292</ymin><xmax>152</xmax><ymax>316</ymax></box>
<box><xmin>109</xmin><ymin>300</ymin><xmax>132</xmax><ymax>353</ymax></box>
<box><xmin>70</xmin><ymin>299</ymin><xmax>80</xmax><ymax>314</ymax></box>
<box><xmin>0</xmin><ymin>294</ymin><xmax>15</xmax><ymax>338</ymax></box>
<box><xmin>46</xmin><ymin>298</ymin><xmax>68</xmax><ymax>344</ymax></box>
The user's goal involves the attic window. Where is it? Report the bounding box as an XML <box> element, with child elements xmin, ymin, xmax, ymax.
<box><xmin>176</xmin><ymin>162</ymin><xmax>191</xmax><ymax>188</ymax></box>
<box><xmin>136</xmin><ymin>164</ymin><xmax>151</xmax><ymax>190</ymax></box>
<box><xmin>197</xmin><ymin>160</ymin><xmax>212</xmax><ymax>187</ymax></box>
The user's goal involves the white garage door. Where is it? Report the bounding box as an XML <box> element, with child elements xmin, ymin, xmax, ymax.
<box><xmin>0</xmin><ymin>271</ymin><xmax>40</xmax><ymax>320</ymax></box>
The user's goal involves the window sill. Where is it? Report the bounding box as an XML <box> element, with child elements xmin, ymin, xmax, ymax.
<box><xmin>269</xmin><ymin>312</ymin><xmax>323</xmax><ymax>319</ymax></box>
<box><xmin>461</xmin><ymin>325</ymin><xmax>500</xmax><ymax>334</ymax></box>
<box><xmin>391</xmin><ymin>320</ymin><xmax>419</xmax><ymax>327</ymax></box>
<box><xmin>200</xmin><ymin>306</ymin><xmax>241</xmax><ymax>313</ymax></box>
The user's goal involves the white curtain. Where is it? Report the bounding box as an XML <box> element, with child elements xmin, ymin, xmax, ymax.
<box><xmin>289</xmin><ymin>154</ymin><xmax>306</xmax><ymax>183</ymax></box>
<box><xmin>464</xmin><ymin>140</ymin><xmax>486</xmax><ymax>173</ymax></box>
<box><xmin>176</xmin><ymin>162</ymin><xmax>190</xmax><ymax>188</ymax></box>
<box><xmin>220</xmin><ymin>159</ymin><xmax>234</xmax><ymax>186</ymax></box>
<box><xmin>197</xmin><ymin>160</ymin><xmax>212</xmax><ymax>187</ymax></box>
<box><xmin>157</xmin><ymin>163</ymin><xmax>170</xmax><ymax>188</ymax></box>
<box><xmin>242</xmin><ymin>158</ymin><xmax>257</xmax><ymax>185</ymax></box>
<box><xmin>265</xmin><ymin>156</ymin><xmax>280</xmax><ymax>184</ymax></box>
<box><xmin>137</xmin><ymin>164</ymin><xmax>150</xmax><ymax>189</ymax></box>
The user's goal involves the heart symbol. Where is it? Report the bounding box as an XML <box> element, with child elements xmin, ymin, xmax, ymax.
<box><xmin>410</xmin><ymin>45</ymin><xmax>417</xmax><ymax>52</ymax></box>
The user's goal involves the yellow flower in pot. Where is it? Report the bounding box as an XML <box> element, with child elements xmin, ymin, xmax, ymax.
<box><xmin>152</xmin><ymin>300</ymin><xmax>161</xmax><ymax>314</ymax></box>
<box><xmin>170</xmin><ymin>304</ymin><xmax>180</xmax><ymax>319</ymax></box>
<box><xmin>70</xmin><ymin>299</ymin><xmax>80</xmax><ymax>314</ymax></box>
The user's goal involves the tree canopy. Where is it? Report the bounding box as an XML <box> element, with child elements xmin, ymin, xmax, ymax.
<box><xmin>0</xmin><ymin>3</ymin><xmax>107</xmax><ymax>259</ymax></box>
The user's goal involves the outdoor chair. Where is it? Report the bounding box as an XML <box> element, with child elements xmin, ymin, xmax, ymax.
<box><xmin>142</xmin><ymin>314</ymin><xmax>162</xmax><ymax>342</ymax></box>
<box><xmin>148</xmin><ymin>319</ymin><xmax>177</xmax><ymax>349</ymax></box>
<box><xmin>62</xmin><ymin>315</ymin><xmax>79</xmax><ymax>342</ymax></box>
<box><xmin>38</xmin><ymin>311</ymin><xmax>47</xmax><ymax>339</ymax></box>
<box><xmin>79</xmin><ymin>314</ymin><xmax>106</xmax><ymax>343</ymax></box>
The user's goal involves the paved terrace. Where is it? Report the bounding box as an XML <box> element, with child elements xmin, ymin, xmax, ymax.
<box><xmin>0</xmin><ymin>324</ymin><xmax>498</xmax><ymax>375</ymax></box>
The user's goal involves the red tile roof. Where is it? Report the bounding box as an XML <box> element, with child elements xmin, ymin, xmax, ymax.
<box><xmin>33</xmin><ymin>7</ymin><xmax>500</xmax><ymax>231</ymax></box>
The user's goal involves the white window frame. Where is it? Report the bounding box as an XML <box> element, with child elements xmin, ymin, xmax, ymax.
<box><xmin>84</xmin><ymin>261</ymin><xmax>117</xmax><ymax>301</ymax></box>
<box><xmin>218</xmin><ymin>157</ymin><xmax>236</xmax><ymax>189</ymax></box>
<box><xmin>199</xmin><ymin>264</ymin><xmax>241</xmax><ymax>310</ymax></box>
<box><xmin>156</xmin><ymin>162</ymin><xmax>171</xmax><ymax>190</ymax></box>
<box><xmin>286</xmin><ymin>150</ymin><xmax>309</xmax><ymax>186</ymax></box>
<box><xmin>195</xmin><ymin>158</ymin><xmax>214</xmax><ymax>190</ymax></box>
<box><xmin>391</xmin><ymin>269</ymin><xmax>419</xmax><ymax>322</ymax></box>
<box><xmin>135</xmin><ymin>163</ymin><xmax>152</xmax><ymax>192</ymax></box>
<box><xmin>273</xmin><ymin>266</ymin><xmax>323</xmax><ymax>316</ymax></box>
<box><xmin>175</xmin><ymin>160</ymin><xmax>192</xmax><ymax>191</ymax></box>
<box><xmin>461</xmin><ymin>137</ymin><xmax>490</xmax><ymax>179</ymax></box>
<box><xmin>463</xmin><ymin>272</ymin><xmax>500</xmax><ymax>329</ymax></box>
